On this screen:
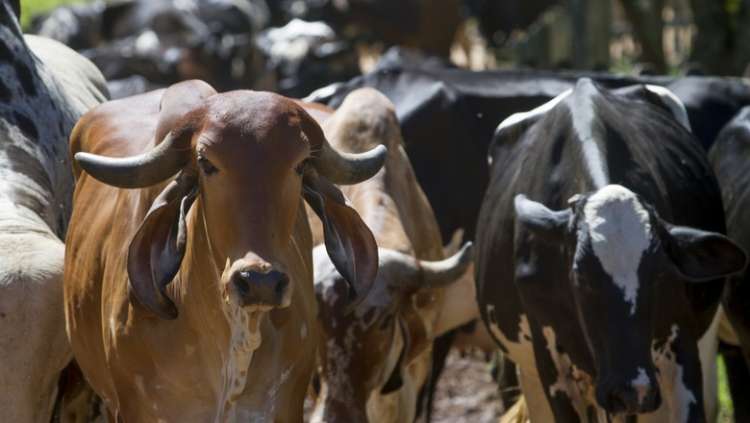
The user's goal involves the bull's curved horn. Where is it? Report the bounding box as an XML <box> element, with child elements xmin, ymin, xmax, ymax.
<box><xmin>313</xmin><ymin>144</ymin><xmax>388</xmax><ymax>185</ymax></box>
<box><xmin>385</xmin><ymin>242</ymin><xmax>473</xmax><ymax>291</ymax></box>
<box><xmin>419</xmin><ymin>242</ymin><xmax>473</xmax><ymax>288</ymax></box>
<box><xmin>74</xmin><ymin>132</ymin><xmax>189</xmax><ymax>188</ymax></box>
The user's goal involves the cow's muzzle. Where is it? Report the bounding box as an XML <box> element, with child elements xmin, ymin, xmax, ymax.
<box><xmin>596</xmin><ymin>371</ymin><xmax>661</xmax><ymax>415</ymax></box>
<box><xmin>230</xmin><ymin>265</ymin><xmax>291</xmax><ymax>308</ymax></box>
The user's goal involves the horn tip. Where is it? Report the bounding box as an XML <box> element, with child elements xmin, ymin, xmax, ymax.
<box><xmin>457</xmin><ymin>241</ymin><xmax>474</xmax><ymax>264</ymax></box>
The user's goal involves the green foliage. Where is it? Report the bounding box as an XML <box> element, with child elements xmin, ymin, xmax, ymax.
<box><xmin>718</xmin><ymin>355</ymin><xmax>734</xmax><ymax>423</ymax></box>
<box><xmin>726</xmin><ymin>0</ymin><xmax>742</xmax><ymax>15</ymax></box>
<box><xmin>19</xmin><ymin>0</ymin><xmax>89</xmax><ymax>28</ymax></box>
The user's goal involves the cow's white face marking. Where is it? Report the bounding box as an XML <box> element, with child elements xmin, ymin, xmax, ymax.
<box><xmin>632</xmin><ymin>367</ymin><xmax>650</xmax><ymax>406</ymax></box>
<box><xmin>583</xmin><ymin>185</ymin><xmax>652</xmax><ymax>315</ymax></box>
<box><xmin>300</xmin><ymin>322</ymin><xmax>307</xmax><ymax>340</ymax></box>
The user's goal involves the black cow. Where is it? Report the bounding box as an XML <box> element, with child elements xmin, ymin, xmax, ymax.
<box><xmin>255</xmin><ymin>19</ymin><xmax>359</xmax><ymax>97</ymax></box>
<box><xmin>670</xmin><ymin>77</ymin><xmax>750</xmax><ymax>151</ymax></box>
<box><xmin>311</xmin><ymin>59</ymin><xmax>750</xmax><ymax>243</ymax></box>
<box><xmin>475</xmin><ymin>79</ymin><xmax>746</xmax><ymax>421</ymax></box>
<box><xmin>708</xmin><ymin>105</ymin><xmax>750</xmax><ymax>422</ymax></box>
<box><xmin>309</xmin><ymin>60</ymin><xmax>750</xmax><ymax>419</ymax></box>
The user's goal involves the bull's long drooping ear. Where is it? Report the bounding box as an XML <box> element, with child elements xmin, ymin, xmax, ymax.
<box><xmin>514</xmin><ymin>194</ymin><xmax>571</xmax><ymax>242</ymax></box>
<box><xmin>665</xmin><ymin>226</ymin><xmax>748</xmax><ymax>282</ymax></box>
<box><xmin>302</xmin><ymin>170</ymin><xmax>378</xmax><ymax>308</ymax></box>
<box><xmin>127</xmin><ymin>172</ymin><xmax>198</xmax><ymax>319</ymax></box>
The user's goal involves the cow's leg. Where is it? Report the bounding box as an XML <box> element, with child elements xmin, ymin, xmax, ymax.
<box><xmin>696</xmin><ymin>309</ymin><xmax>720</xmax><ymax>422</ymax></box>
<box><xmin>529</xmin><ymin>325</ymin><xmax>582</xmax><ymax>423</ymax></box>
<box><xmin>517</xmin><ymin>366</ymin><xmax>556</xmax><ymax>423</ymax></box>
<box><xmin>720</xmin><ymin>342</ymin><xmax>750</xmax><ymax>422</ymax></box>
<box><xmin>653</xmin><ymin>328</ymin><xmax>706</xmax><ymax>423</ymax></box>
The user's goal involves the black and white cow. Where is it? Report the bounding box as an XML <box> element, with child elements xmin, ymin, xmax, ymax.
<box><xmin>0</xmin><ymin>2</ymin><xmax>108</xmax><ymax>422</ymax></box>
<box><xmin>708</xmin><ymin>105</ymin><xmax>750</xmax><ymax>422</ymax></box>
<box><xmin>475</xmin><ymin>78</ymin><xmax>746</xmax><ymax>422</ymax></box>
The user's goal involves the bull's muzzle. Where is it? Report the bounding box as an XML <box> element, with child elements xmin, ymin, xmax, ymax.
<box><xmin>230</xmin><ymin>267</ymin><xmax>291</xmax><ymax>308</ymax></box>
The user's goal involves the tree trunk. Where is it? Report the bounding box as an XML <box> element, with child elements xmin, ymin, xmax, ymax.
<box><xmin>618</xmin><ymin>0</ymin><xmax>667</xmax><ymax>72</ymax></box>
<box><xmin>570</xmin><ymin>0</ymin><xmax>612</xmax><ymax>69</ymax></box>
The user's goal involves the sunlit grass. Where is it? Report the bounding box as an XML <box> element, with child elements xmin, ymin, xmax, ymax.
<box><xmin>718</xmin><ymin>355</ymin><xmax>734</xmax><ymax>423</ymax></box>
<box><xmin>19</xmin><ymin>0</ymin><xmax>89</xmax><ymax>28</ymax></box>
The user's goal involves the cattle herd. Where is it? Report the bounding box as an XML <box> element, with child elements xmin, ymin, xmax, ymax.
<box><xmin>5</xmin><ymin>0</ymin><xmax>750</xmax><ymax>422</ymax></box>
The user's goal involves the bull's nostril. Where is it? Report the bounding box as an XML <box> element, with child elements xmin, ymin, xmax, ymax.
<box><xmin>275</xmin><ymin>273</ymin><xmax>289</xmax><ymax>296</ymax></box>
<box><xmin>231</xmin><ymin>268</ymin><xmax>289</xmax><ymax>306</ymax></box>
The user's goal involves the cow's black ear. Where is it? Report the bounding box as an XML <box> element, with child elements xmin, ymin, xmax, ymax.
<box><xmin>666</xmin><ymin>225</ymin><xmax>748</xmax><ymax>282</ymax></box>
<box><xmin>514</xmin><ymin>194</ymin><xmax>571</xmax><ymax>242</ymax></box>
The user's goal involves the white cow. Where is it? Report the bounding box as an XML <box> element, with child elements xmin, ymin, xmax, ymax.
<box><xmin>0</xmin><ymin>5</ymin><xmax>107</xmax><ymax>422</ymax></box>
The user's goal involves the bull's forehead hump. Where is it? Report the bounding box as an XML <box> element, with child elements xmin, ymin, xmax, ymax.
<box><xmin>204</xmin><ymin>91</ymin><xmax>304</xmax><ymax>138</ymax></box>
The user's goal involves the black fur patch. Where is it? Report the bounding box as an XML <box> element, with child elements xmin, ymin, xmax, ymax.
<box><xmin>0</xmin><ymin>80</ymin><xmax>10</xmax><ymax>101</ymax></box>
<box><xmin>3</xmin><ymin>143</ymin><xmax>52</xmax><ymax>192</ymax></box>
<box><xmin>12</xmin><ymin>111</ymin><xmax>39</xmax><ymax>140</ymax></box>
<box><xmin>0</xmin><ymin>41</ymin><xmax>12</xmax><ymax>62</ymax></box>
<box><xmin>14</xmin><ymin>62</ymin><xmax>37</xmax><ymax>97</ymax></box>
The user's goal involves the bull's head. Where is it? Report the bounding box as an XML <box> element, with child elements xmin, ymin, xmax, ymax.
<box><xmin>515</xmin><ymin>185</ymin><xmax>746</xmax><ymax>415</ymax></box>
<box><xmin>74</xmin><ymin>80</ymin><xmax>385</xmax><ymax>319</ymax></box>
<box><xmin>311</xmin><ymin>242</ymin><xmax>473</xmax><ymax>422</ymax></box>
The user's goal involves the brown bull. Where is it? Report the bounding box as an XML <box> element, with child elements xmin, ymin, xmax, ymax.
<box><xmin>307</xmin><ymin>88</ymin><xmax>473</xmax><ymax>422</ymax></box>
<box><xmin>63</xmin><ymin>80</ymin><xmax>385</xmax><ymax>421</ymax></box>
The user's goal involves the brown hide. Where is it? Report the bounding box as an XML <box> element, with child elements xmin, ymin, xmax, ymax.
<box><xmin>308</xmin><ymin>88</ymin><xmax>455</xmax><ymax>422</ymax></box>
<box><xmin>64</xmin><ymin>81</ymin><xmax>382</xmax><ymax>421</ymax></box>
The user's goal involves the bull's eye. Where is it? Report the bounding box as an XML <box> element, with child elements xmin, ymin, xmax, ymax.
<box><xmin>198</xmin><ymin>155</ymin><xmax>218</xmax><ymax>175</ymax></box>
<box><xmin>294</xmin><ymin>160</ymin><xmax>307</xmax><ymax>177</ymax></box>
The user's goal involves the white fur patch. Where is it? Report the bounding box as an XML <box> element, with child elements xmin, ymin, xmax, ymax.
<box><xmin>632</xmin><ymin>367</ymin><xmax>650</xmax><ymax>406</ymax></box>
<box><xmin>313</xmin><ymin>246</ymin><xmax>340</xmax><ymax>306</ymax></box>
<box><xmin>218</xmin><ymin>262</ymin><xmax>264</xmax><ymax>420</ymax></box>
<box><xmin>651</xmin><ymin>325</ymin><xmax>697</xmax><ymax>423</ymax></box>
<box><xmin>584</xmin><ymin>185</ymin><xmax>652</xmax><ymax>315</ymax></box>
<box><xmin>644</xmin><ymin>85</ymin><xmax>692</xmax><ymax>131</ymax></box>
<box><xmin>542</xmin><ymin>326</ymin><xmax>592</xmax><ymax>421</ymax></box>
<box><xmin>572</xmin><ymin>85</ymin><xmax>608</xmax><ymax>188</ymax></box>
<box><xmin>485</xmin><ymin>306</ymin><xmax>534</xmax><ymax>369</ymax></box>
<box><xmin>495</xmin><ymin>89</ymin><xmax>573</xmax><ymax>133</ymax></box>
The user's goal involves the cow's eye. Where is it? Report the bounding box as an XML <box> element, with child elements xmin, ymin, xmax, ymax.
<box><xmin>198</xmin><ymin>155</ymin><xmax>218</xmax><ymax>175</ymax></box>
<box><xmin>295</xmin><ymin>160</ymin><xmax>308</xmax><ymax>177</ymax></box>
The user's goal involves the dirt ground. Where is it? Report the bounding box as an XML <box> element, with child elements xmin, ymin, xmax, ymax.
<box><xmin>431</xmin><ymin>349</ymin><xmax>505</xmax><ymax>423</ymax></box>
